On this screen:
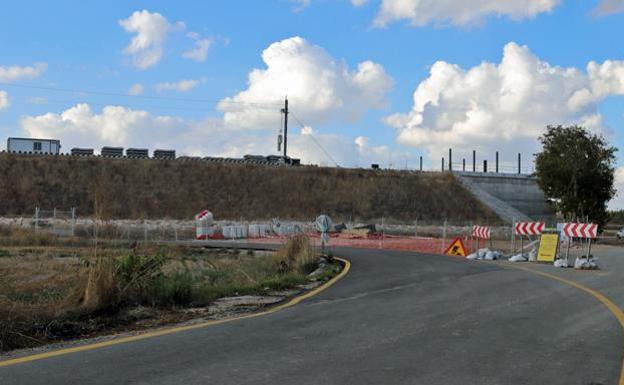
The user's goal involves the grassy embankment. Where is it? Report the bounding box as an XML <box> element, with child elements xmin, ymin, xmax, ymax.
<box><xmin>0</xmin><ymin>153</ymin><xmax>501</xmax><ymax>224</ymax></box>
<box><xmin>0</xmin><ymin>228</ymin><xmax>339</xmax><ymax>352</ymax></box>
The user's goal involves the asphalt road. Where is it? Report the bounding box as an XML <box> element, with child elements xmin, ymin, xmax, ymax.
<box><xmin>1</xmin><ymin>247</ymin><xmax>622</xmax><ymax>385</ymax></box>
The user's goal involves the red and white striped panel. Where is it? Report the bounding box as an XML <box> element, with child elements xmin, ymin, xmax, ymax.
<box><xmin>472</xmin><ymin>225</ymin><xmax>490</xmax><ymax>239</ymax></box>
<box><xmin>562</xmin><ymin>223</ymin><xmax>598</xmax><ymax>239</ymax></box>
<box><xmin>515</xmin><ymin>222</ymin><xmax>545</xmax><ymax>236</ymax></box>
<box><xmin>196</xmin><ymin>210</ymin><xmax>210</xmax><ymax>220</ymax></box>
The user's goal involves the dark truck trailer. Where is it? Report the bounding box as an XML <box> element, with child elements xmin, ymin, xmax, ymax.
<box><xmin>153</xmin><ymin>149</ymin><xmax>176</xmax><ymax>159</ymax></box>
<box><xmin>101</xmin><ymin>146</ymin><xmax>124</xmax><ymax>157</ymax></box>
<box><xmin>126</xmin><ymin>148</ymin><xmax>149</xmax><ymax>158</ymax></box>
<box><xmin>70</xmin><ymin>148</ymin><xmax>94</xmax><ymax>156</ymax></box>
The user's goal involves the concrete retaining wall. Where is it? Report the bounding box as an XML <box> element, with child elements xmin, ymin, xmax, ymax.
<box><xmin>455</xmin><ymin>172</ymin><xmax>555</xmax><ymax>223</ymax></box>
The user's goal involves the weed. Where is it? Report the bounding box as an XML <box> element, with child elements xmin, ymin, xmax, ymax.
<box><xmin>152</xmin><ymin>272</ymin><xmax>194</xmax><ymax>307</ymax></box>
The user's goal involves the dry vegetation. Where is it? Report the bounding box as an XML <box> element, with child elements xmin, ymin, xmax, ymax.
<box><xmin>0</xmin><ymin>153</ymin><xmax>500</xmax><ymax>223</ymax></box>
<box><xmin>0</xmin><ymin>231</ymin><xmax>336</xmax><ymax>352</ymax></box>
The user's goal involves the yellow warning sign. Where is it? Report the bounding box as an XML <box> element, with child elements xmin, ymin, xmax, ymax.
<box><xmin>444</xmin><ymin>238</ymin><xmax>468</xmax><ymax>257</ymax></box>
<box><xmin>537</xmin><ymin>233</ymin><xmax>559</xmax><ymax>262</ymax></box>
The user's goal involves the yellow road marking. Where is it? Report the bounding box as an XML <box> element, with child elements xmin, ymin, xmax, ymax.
<box><xmin>503</xmin><ymin>263</ymin><xmax>624</xmax><ymax>385</ymax></box>
<box><xmin>0</xmin><ymin>257</ymin><xmax>351</xmax><ymax>368</ymax></box>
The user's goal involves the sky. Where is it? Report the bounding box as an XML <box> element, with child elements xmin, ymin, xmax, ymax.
<box><xmin>1</xmin><ymin>0</ymin><xmax>624</xmax><ymax>206</ymax></box>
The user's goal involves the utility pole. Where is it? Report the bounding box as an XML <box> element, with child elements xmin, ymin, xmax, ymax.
<box><xmin>281</xmin><ymin>97</ymin><xmax>289</xmax><ymax>158</ymax></box>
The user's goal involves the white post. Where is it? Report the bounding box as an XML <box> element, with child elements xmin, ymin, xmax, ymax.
<box><xmin>71</xmin><ymin>207</ymin><xmax>76</xmax><ymax>237</ymax></box>
<box><xmin>34</xmin><ymin>207</ymin><xmax>39</xmax><ymax>232</ymax></box>
<box><xmin>442</xmin><ymin>219</ymin><xmax>447</xmax><ymax>253</ymax></box>
<box><xmin>511</xmin><ymin>218</ymin><xmax>515</xmax><ymax>256</ymax></box>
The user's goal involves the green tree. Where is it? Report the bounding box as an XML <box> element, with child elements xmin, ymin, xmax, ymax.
<box><xmin>535</xmin><ymin>125</ymin><xmax>617</xmax><ymax>226</ymax></box>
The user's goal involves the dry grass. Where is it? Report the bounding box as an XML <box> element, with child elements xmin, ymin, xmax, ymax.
<box><xmin>273</xmin><ymin>235</ymin><xmax>317</xmax><ymax>274</ymax></box>
<box><xmin>0</xmin><ymin>153</ymin><xmax>500</xmax><ymax>223</ymax></box>
<box><xmin>0</xmin><ymin>236</ymin><xmax>331</xmax><ymax>352</ymax></box>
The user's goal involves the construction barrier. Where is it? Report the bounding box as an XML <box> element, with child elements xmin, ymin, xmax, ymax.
<box><xmin>562</xmin><ymin>223</ymin><xmax>598</xmax><ymax>239</ymax></box>
<box><xmin>472</xmin><ymin>225</ymin><xmax>490</xmax><ymax>239</ymax></box>
<box><xmin>515</xmin><ymin>222</ymin><xmax>544</xmax><ymax>235</ymax></box>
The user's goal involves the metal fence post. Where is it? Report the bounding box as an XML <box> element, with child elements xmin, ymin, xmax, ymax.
<box><xmin>449</xmin><ymin>148</ymin><xmax>452</xmax><ymax>171</ymax></box>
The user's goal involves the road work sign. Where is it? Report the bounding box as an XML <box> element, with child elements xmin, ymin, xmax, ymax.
<box><xmin>444</xmin><ymin>238</ymin><xmax>467</xmax><ymax>257</ymax></box>
<box><xmin>537</xmin><ymin>233</ymin><xmax>559</xmax><ymax>262</ymax></box>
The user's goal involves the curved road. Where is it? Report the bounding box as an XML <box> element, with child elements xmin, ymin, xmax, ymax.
<box><xmin>1</xmin><ymin>248</ymin><xmax>622</xmax><ymax>384</ymax></box>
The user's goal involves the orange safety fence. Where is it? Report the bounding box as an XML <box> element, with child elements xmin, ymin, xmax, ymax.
<box><xmin>251</xmin><ymin>232</ymin><xmax>474</xmax><ymax>255</ymax></box>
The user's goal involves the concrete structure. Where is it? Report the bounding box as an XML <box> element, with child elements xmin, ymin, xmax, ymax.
<box><xmin>7</xmin><ymin>137</ymin><xmax>60</xmax><ymax>154</ymax></box>
<box><xmin>455</xmin><ymin>172</ymin><xmax>555</xmax><ymax>224</ymax></box>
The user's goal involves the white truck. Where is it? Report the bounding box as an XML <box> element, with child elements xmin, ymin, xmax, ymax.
<box><xmin>7</xmin><ymin>137</ymin><xmax>61</xmax><ymax>154</ymax></box>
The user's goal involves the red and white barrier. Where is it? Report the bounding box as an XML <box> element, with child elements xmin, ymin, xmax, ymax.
<box><xmin>515</xmin><ymin>222</ymin><xmax>545</xmax><ymax>236</ymax></box>
<box><xmin>196</xmin><ymin>210</ymin><xmax>216</xmax><ymax>240</ymax></box>
<box><xmin>472</xmin><ymin>225</ymin><xmax>490</xmax><ymax>239</ymax></box>
<box><xmin>562</xmin><ymin>223</ymin><xmax>598</xmax><ymax>239</ymax></box>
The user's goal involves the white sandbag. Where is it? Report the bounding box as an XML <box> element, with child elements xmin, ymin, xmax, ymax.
<box><xmin>553</xmin><ymin>259</ymin><xmax>568</xmax><ymax>268</ymax></box>
<box><xmin>574</xmin><ymin>257</ymin><xmax>588</xmax><ymax>269</ymax></box>
<box><xmin>477</xmin><ymin>248</ymin><xmax>489</xmax><ymax>258</ymax></box>
<box><xmin>484</xmin><ymin>251</ymin><xmax>495</xmax><ymax>261</ymax></box>
<box><xmin>509</xmin><ymin>254</ymin><xmax>528</xmax><ymax>262</ymax></box>
<box><xmin>575</xmin><ymin>257</ymin><xmax>599</xmax><ymax>270</ymax></box>
<box><xmin>466</xmin><ymin>253</ymin><xmax>479</xmax><ymax>260</ymax></box>
<box><xmin>588</xmin><ymin>257</ymin><xmax>598</xmax><ymax>269</ymax></box>
<box><xmin>528</xmin><ymin>249</ymin><xmax>537</xmax><ymax>262</ymax></box>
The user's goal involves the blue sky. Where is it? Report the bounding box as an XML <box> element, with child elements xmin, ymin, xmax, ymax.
<box><xmin>1</xmin><ymin>0</ymin><xmax>624</xmax><ymax>196</ymax></box>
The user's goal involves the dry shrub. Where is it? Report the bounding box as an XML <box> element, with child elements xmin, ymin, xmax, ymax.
<box><xmin>274</xmin><ymin>235</ymin><xmax>317</xmax><ymax>274</ymax></box>
<box><xmin>82</xmin><ymin>257</ymin><xmax>118</xmax><ymax>311</ymax></box>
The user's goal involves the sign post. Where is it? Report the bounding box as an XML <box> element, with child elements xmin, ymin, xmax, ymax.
<box><xmin>514</xmin><ymin>222</ymin><xmax>545</xmax><ymax>260</ymax></box>
<box><xmin>562</xmin><ymin>223</ymin><xmax>598</xmax><ymax>264</ymax></box>
<box><xmin>315</xmin><ymin>215</ymin><xmax>333</xmax><ymax>255</ymax></box>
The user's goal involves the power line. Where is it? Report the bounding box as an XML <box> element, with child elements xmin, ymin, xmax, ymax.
<box><xmin>0</xmin><ymin>81</ymin><xmax>283</xmax><ymax>107</ymax></box>
<box><xmin>13</xmin><ymin>97</ymin><xmax>225</xmax><ymax>113</ymax></box>
<box><xmin>290</xmin><ymin>112</ymin><xmax>339</xmax><ymax>167</ymax></box>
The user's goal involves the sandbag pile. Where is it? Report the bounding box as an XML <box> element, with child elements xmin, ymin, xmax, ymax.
<box><xmin>574</xmin><ymin>257</ymin><xmax>599</xmax><ymax>270</ymax></box>
<box><xmin>466</xmin><ymin>248</ymin><xmax>503</xmax><ymax>261</ymax></box>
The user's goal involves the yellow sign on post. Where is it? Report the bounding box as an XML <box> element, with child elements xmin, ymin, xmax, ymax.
<box><xmin>537</xmin><ymin>233</ymin><xmax>559</xmax><ymax>262</ymax></box>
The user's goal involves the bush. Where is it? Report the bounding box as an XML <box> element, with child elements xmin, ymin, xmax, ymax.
<box><xmin>274</xmin><ymin>235</ymin><xmax>317</xmax><ymax>274</ymax></box>
<box><xmin>152</xmin><ymin>272</ymin><xmax>194</xmax><ymax>307</ymax></box>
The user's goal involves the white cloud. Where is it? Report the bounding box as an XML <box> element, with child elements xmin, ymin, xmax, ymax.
<box><xmin>386</xmin><ymin>42</ymin><xmax>624</xmax><ymax>164</ymax></box>
<box><xmin>0</xmin><ymin>62</ymin><xmax>47</xmax><ymax>82</ymax></box>
<box><xmin>183</xmin><ymin>32</ymin><xmax>212</xmax><ymax>62</ymax></box>
<box><xmin>21</xmin><ymin>104</ymin><xmax>186</xmax><ymax>149</ymax></box>
<box><xmin>351</xmin><ymin>0</ymin><xmax>368</xmax><ymax>6</ymax></box>
<box><xmin>0</xmin><ymin>91</ymin><xmax>9</xmax><ymax>110</ymax></box>
<box><xmin>119</xmin><ymin>10</ymin><xmax>184</xmax><ymax>70</ymax></box>
<box><xmin>155</xmin><ymin>79</ymin><xmax>203</xmax><ymax>93</ymax></box>
<box><xmin>372</xmin><ymin>0</ymin><xmax>561</xmax><ymax>27</ymax></box>
<box><xmin>218</xmin><ymin>36</ymin><xmax>393</xmax><ymax>130</ymax></box>
<box><xmin>128</xmin><ymin>83</ymin><xmax>144</xmax><ymax>96</ymax></box>
<box><xmin>593</xmin><ymin>0</ymin><xmax>624</xmax><ymax>16</ymax></box>
<box><xmin>19</xmin><ymin>103</ymin><xmax>389</xmax><ymax>167</ymax></box>
<box><xmin>291</xmin><ymin>0</ymin><xmax>311</xmax><ymax>12</ymax></box>
<box><xmin>19</xmin><ymin>37</ymin><xmax>393</xmax><ymax>167</ymax></box>
<box><xmin>610</xmin><ymin>167</ymin><xmax>624</xmax><ymax>210</ymax></box>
